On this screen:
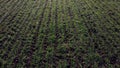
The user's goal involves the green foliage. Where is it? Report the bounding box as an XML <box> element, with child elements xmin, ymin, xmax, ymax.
<box><xmin>0</xmin><ymin>0</ymin><xmax>119</xmax><ymax>68</ymax></box>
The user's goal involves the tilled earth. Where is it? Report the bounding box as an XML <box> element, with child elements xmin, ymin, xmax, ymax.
<box><xmin>0</xmin><ymin>0</ymin><xmax>120</xmax><ymax>68</ymax></box>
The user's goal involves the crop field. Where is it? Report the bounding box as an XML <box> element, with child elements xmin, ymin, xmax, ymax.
<box><xmin>0</xmin><ymin>0</ymin><xmax>120</xmax><ymax>68</ymax></box>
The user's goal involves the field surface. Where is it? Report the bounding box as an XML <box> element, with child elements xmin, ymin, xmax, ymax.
<box><xmin>0</xmin><ymin>0</ymin><xmax>120</xmax><ymax>68</ymax></box>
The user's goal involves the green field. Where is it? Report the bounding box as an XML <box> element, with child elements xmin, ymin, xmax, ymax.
<box><xmin>0</xmin><ymin>0</ymin><xmax>120</xmax><ymax>68</ymax></box>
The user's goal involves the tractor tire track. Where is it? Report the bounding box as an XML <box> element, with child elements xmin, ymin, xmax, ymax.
<box><xmin>24</xmin><ymin>0</ymin><xmax>49</xmax><ymax>67</ymax></box>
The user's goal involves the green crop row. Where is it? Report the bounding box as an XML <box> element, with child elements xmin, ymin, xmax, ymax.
<box><xmin>0</xmin><ymin>0</ymin><xmax>119</xmax><ymax>68</ymax></box>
